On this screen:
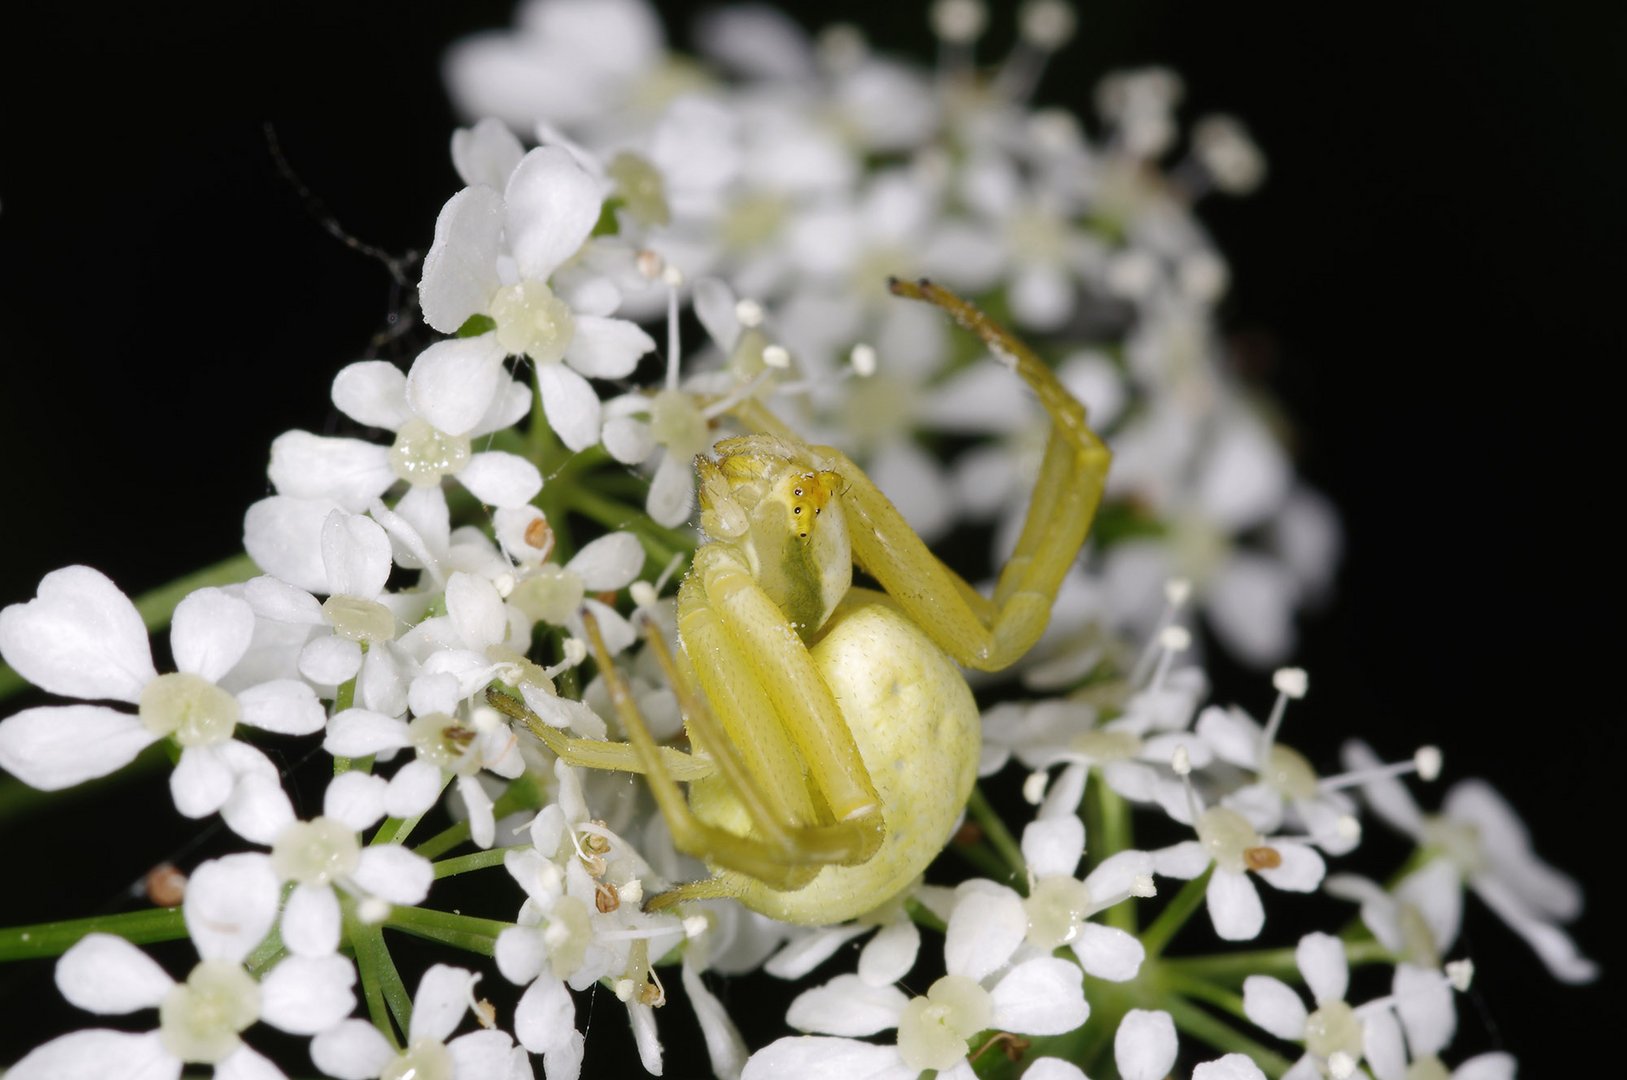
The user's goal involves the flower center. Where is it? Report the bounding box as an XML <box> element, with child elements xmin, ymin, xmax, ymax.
<box><xmin>380</xmin><ymin>1037</ymin><xmax>455</xmax><ymax>1080</ymax></box>
<box><xmin>1419</xmin><ymin>815</ymin><xmax>1486</xmax><ymax>876</ymax></box>
<box><xmin>1262</xmin><ymin>743</ymin><xmax>1318</xmax><ymax>800</ymax></box>
<box><xmin>321</xmin><ymin>595</ymin><xmax>397</xmax><ymax>643</ymax></box>
<box><xmin>139</xmin><ymin>672</ymin><xmax>241</xmax><ymax>747</ymax></box>
<box><xmin>1396</xmin><ymin>901</ymin><xmax>1441</xmax><ymax>969</ymax></box>
<box><xmin>409</xmin><ymin>711</ymin><xmax>480</xmax><ymax>775</ymax></box>
<box><xmin>1071</xmin><ymin>728</ymin><xmax>1143</xmax><ymax>762</ymax></box>
<box><xmin>1303</xmin><ymin>999</ymin><xmax>1363</xmax><ymax>1063</ymax></box>
<box><xmin>607</xmin><ymin>151</ymin><xmax>671</xmax><ymax>227</ymax></box>
<box><xmin>389</xmin><ymin>418</ymin><xmax>472</xmax><ymax>487</ymax></box>
<box><xmin>1025</xmin><ymin>875</ymin><xmax>1093</xmax><ymax>949</ymax></box>
<box><xmin>270</xmin><ymin>816</ymin><xmax>361</xmax><ymax>886</ymax></box>
<box><xmin>1195</xmin><ymin>806</ymin><xmax>1261</xmax><ymax>873</ymax></box>
<box><xmin>509</xmin><ymin>566</ymin><xmax>585</xmax><ymax>627</ymax></box>
<box><xmin>158</xmin><ymin>959</ymin><xmax>260</xmax><ymax>1064</ymax></box>
<box><xmin>721</xmin><ymin>193</ymin><xmax>788</xmax><ymax>251</ymax></box>
<box><xmin>544</xmin><ymin>895</ymin><xmax>594</xmax><ymax>980</ymax></box>
<box><xmin>490</xmin><ymin>280</ymin><xmax>576</xmax><ymax>365</ymax></box>
<box><xmin>896</xmin><ymin>974</ymin><xmax>993</xmax><ymax>1072</ymax></box>
<box><xmin>649</xmin><ymin>389</ymin><xmax>712</xmax><ymax>461</ymax></box>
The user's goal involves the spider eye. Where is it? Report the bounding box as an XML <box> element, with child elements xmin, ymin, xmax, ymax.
<box><xmin>793</xmin><ymin>487</ymin><xmax>803</xmax><ymax>496</ymax></box>
<box><xmin>793</xmin><ymin>506</ymin><xmax>803</xmax><ymax>515</ymax></box>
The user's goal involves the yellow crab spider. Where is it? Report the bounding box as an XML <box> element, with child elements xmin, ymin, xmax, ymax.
<box><xmin>488</xmin><ymin>279</ymin><xmax>1111</xmax><ymax>925</ymax></box>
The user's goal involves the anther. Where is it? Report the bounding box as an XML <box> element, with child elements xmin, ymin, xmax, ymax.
<box><xmin>1243</xmin><ymin>846</ymin><xmax>1282</xmax><ymax>871</ymax></box>
<box><xmin>1258</xmin><ymin>667</ymin><xmax>1308</xmax><ymax>768</ymax></box>
<box><xmin>630</xmin><ymin>581</ymin><xmax>658</xmax><ymax>610</ymax></box>
<box><xmin>683</xmin><ymin>915</ymin><xmax>709</xmax><ymax>939</ymax></box>
<box><xmin>1019</xmin><ymin>0</ymin><xmax>1077</xmax><ymax>49</ymax></box>
<box><xmin>762</xmin><ymin>344</ymin><xmax>790</xmax><ymax>369</ymax></box>
<box><xmin>1446</xmin><ymin>959</ymin><xmax>1474</xmax><ymax>992</ymax></box>
<box><xmin>1164</xmin><ymin>577</ymin><xmax>1192</xmax><ymax>606</ymax></box>
<box><xmin>1414</xmin><ymin>745</ymin><xmax>1443</xmax><ymax>781</ymax></box>
<box><xmin>620</xmin><ymin>879</ymin><xmax>645</xmax><ymax>906</ymax></box>
<box><xmin>931</xmin><ymin>0</ymin><xmax>987</xmax><ymax>44</ymax></box>
<box><xmin>660</xmin><ymin>264</ymin><xmax>684</xmax><ymax>287</ymax></box>
<box><xmin>1022</xmin><ymin>769</ymin><xmax>1050</xmax><ymax>806</ymax></box>
<box><xmin>850</xmin><ymin>342</ymin><xmax>878</xmax><ymax>377</ymax></box>
<box><xmin>614</xmin><ymin>978</ymin><xmax>636</xmax><ymax>1002</ymax></box>
<box><xmin>636</xmin><ymin>250</ymin><xmax>666</xmax><ymax>280</ymax></box>
<box><xmin>595</xmin><ymin>881</ymin><xmax>620</xmax><ymax>913</ymax></box>
<box><xmin>1130</xmin><ymin>874</ymin><xmax>1157</xmax><ymax>898</ymax></box>
<box><xmin>734</xmin><ymin>298</ymin><xmax>765</xmax><ymax>328</ymax></box>
<box><xmin>1327</xmin><ymin>1051</ymin><xmax>1356</xmax><ymax>1079</ymax></box>
<box><xmin>1171</xmin><ymin>745</ymin><xmax>1192</xmax><ymax>777</ymax></box>
<box><xmin>1317</xmin><ymin>746</ymin><xmax>1442</xmax><ymax>794</ymax></box>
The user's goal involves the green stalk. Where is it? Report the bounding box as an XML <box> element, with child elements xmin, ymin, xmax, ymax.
<box><xmin>1164</xmin><ymin>995</ymin><xmax>1293</xmax><ymax>1078</ymax></box>
<box><xmin>562</xmin><ymin>487</ymin><xmax>698</xmax><ymax>566</ymax></box>
<box><xmin>967</xmin><ymin>785</ymin><xmax>1028</xmax><ymax>889</ymax></box>
<box><xmin>1162</xmin><ymin>970</ymin><xmax>1250</xmax><ymax>1021</ymax></box>
<box><xmin>0</xmin><ymin>907</ymin><xmax>186</xmax><ymax>962</ymax></box>
<box><xmin>1164</xmin><ymin>936</ymin><xmax>1390</xmax><ymax>986</ymax></box>
<box><xmin>433</xmin><ymin>845</ymin><xmax>527</xmax><ymax>879</ymax></box>
<box><xmin>953</xmin><ymin>837</ymin><xmax>1018</xmax><ymax>886</ymax></box>
<box><xmin>349</xmin><ymin>916</ymin><xmax>411</xmax><ymax>1047</ymax></box>
<box><xmin>904</xmin><ymin>897</ymin><xmax>947</xmax><ymax>934</ymax></box>
<box><xmin>1087</xmin><ymin>779</ymin><xmax>1137</xmax><ymax>932</ymax></box>
<box><xmin>0</xmin><ymin>551</ymin><xmax>260</xmax><ymax>701</ymax></box>
<box><xmin>1139</xmin><ymin>865</ymin><xmax>1213</xmax><ymax>958</ymax></box>
<box><xmin>411</xmin><ymin>777</ymin><xmax>544</xmax><ymax>860</ymax></box>
<box><xmin>385</xmin><ymin>906</ymin><xmax>510</xmax><ymax>957</ymax></box>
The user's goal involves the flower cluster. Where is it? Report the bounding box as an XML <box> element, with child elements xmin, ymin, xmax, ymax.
<box><xmin>0</xmin><ymin>2</ymin><xmax>1591</xmax><ymax>1078</ymax></box>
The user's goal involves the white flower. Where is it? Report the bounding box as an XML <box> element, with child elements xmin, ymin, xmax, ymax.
<box><xmin>1016</xmin><ymin>815</ymin><xmax>1155</xmax><ymax>981</ymax></box>
<box><xmin>1242</xmin><ymin>932</ymin><xmax>1369</xmax><ymax>1080</ymax></box>
<box><xmin>311</xmin><ymin>964</ymin><xmax>532</xmax><ymax>1080</ymax></box>
<box><xmin>8</xmin><ymin>855</ymin><xmax>356</xmax><ymax>1080</ymax></box>
<box><xmin>418</xmin><ymin>145</ymin><xmax>656</xmax><ymax>451</ymax></box>
<box><xmin>1344</xmin><ymin>740</ymin><xmax>1595</xmax><ymax>983</ymax></box>
<box><xmin>1324</xmin><ymin>861</ymin><xmax>1463</xmax><ymax>970</ymax></box>
<box><xmin>745</xmin><ymin>886</ymin><xmax>1088</xmax><ymax>1078</ymax></box>
<box><xmin>0</xmin><ymin>570</ymin><xmax>322</xmax><ymax>837</ymax></box>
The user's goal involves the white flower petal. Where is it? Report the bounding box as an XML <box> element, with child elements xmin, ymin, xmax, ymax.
<box><xmin>6</xmin><ymin>1030</ymin><xmax>178</xmax><ymax>1080</ymax></box>
<box><xmin>1296</xmin><ymin>932</ymin><xmax>1348</xmax><ymax>1006</ymax></box>
<box><xmin>245</xmin><ymin>495</ymin><xmax>345</xmax><ymax>594</ymax></box>
<box><xmin>1022</xmin><ymin>1061</ymin><xmax>1089</xmax><ymax>1080</ymax></box>
<box><xmin>566</xmin><ymin>532</ymin><xmax>645</xmax><ymax>591</ymax></box>
<box><xmin>683</xmin><ymin>962</ymin><xmax>748</xmax><ymax>1080</ymax></box>
<box><xmin>1256</xmin><ymin>841</ymin><xmax>1325</xmax><ymax>893</ymax></box>
<box><xmin>420</xmin><ymin>186</ymin><xmax>506</xmax><ymax>334</ymax></box>
<box><xmin>260</xmin><ymin>954</ymin><xmax>357</xmax><ymax>1034</ymax></box>
<box><xmin>1208</xmin><ymin>869</ymin><xmax>1265</xmax><ymax>941</ymax></box>
<box><xmin>741</xmin><ymin>1036</ymin><xmax>916</xmax><ymax>1080</ymax></box>
<box><xmin>989</xmin><ymin>956</ymin><xmax>1089</xmax><ymax>1035</ymax></box>
<box><xmin>496</xmin><ymin>925</ymin><xmax>546</xmax><ymax>985</ymax></box>
<box><xmin>786</xmin><ymin>974</ymin><xmax>907</xmax><ymax>1036</ymax></box>
<box><xmin>1192</xmin><ymin>1054</ymin><xmax>1269</xmax><ymax>1080</ymax></box>
<box><xmin>1021</xmin><ymin>815</ymin><xmax>1085</xmax><ymax>880</ymax></box>
<box><xmin>386</xmin><ymin>759</ymin><xmax>447</xmax><ymax>818</ymax></box>
<box><xmin>1152</xmin><ymin>840</ymin><xmax>1209</xmax><ymax>879</ymax></box>
<box><xmin>514</xmin><ymin>975</ymin><xmax>576</xmax><ymax>1054</ymax></box>
<box><xmin>0</xmin><ymin>705</ymin><xmax>156</xmax><ymax>791</ymax></box>
<box><xmin>601</xmin><ymin>411</ymin><xmax>655</xmax><ymax>465</ymax></box>
<box><xmin>325</xmin><ymin>709</ymin><xmax>410</xmax><ymax>756</ymax></box>
<box><xmin>171</xmin><ymin>744</ymin><xmax>235</xmax><ymax>818</ymax></box>
<box><xmin>1454</xmin><ymin>1053</ymin><xmax>1517</xmax><ymax>1080</ymax></box>
<box><xmin>1472</xmin><ymin>877</ymin><xmax>1598</xmax><ymax>983</ymax></box>
<box><xmin>945</xmin><ymin>886</ymin><xmax>1026</xmax><ymax>981</ymax></box>
<box><xmin>411</xmin><ymin>964</ymin><xmax>477</xmax><ymax>1043</ymax></box>
<box><xmin>1360</xmin><ymin>1006</ymin><xmax>1407</xmax><ymax>1080</ymax></box>
<box><xmin>505</xmin><ymin>146</ymin><xmax>602</xmax><ymax>282</ymax></box>
<box><xmin>320</xmin><ymin>510</ymin><xmax>393</xmax><ymax>600</ymax></box>
<box><xmin>1447</xmin><ymin>779</ymin><xmax>1581</xmax><ymax>920</ymax></box>
<box><xmin>458</xmin><ymin>451</ymin><xmax>545</xmax><ymax>508</ymax></box>
<box><xmin>1205</xmin><ymin>553</ymin><xmax>1299</xmax><ymax>667</ymax></box>
<box><xmin>647</xmin><ymin>450</ymin><xmax>697</xmax><ymax>528</ymax></box>
<box><xmin>185</xmin><ymin>852</ymin><xmax>281</xmax><ymax>963</ymax></box>
<box><xmin>452</xmin><ymin>118</ymin><xmax>524</xmax><ymax>190</ymax></box>
<box><xmin>764</xmin><ymin>925</ymin><xmax>869</xmax><ymax>979</ymax></box>
<box><xmin>1242</xmin><ymin>975</ymin><xmax>1307</xmax><ymax>1040</ymax></box>
<box><xmin>312</xmin><ymin>1019</ymin><xmax>395</xmax><ymax>1080</ymax></box>
<box><xmin>0</xmin><ymin>565</ymin><xmax>155</xmax><ymax>703</ymax></box>
<box><xmin>857</xmin><ymin>919</ymin><xmax>920</xmax><ymax>987</ymax></box>
<box><xmin>324</xmin><ymin>771</ymin><xmax>388</xmax><ymax>832</ymax></box>
<box><xmin>448</xmin><ymin>1030</ymin><xmax>523</xmax><ymax>1080</ymax></box>
<box><xmin>243</xmin><ymin>575</ymin><xmax>324</xmax><ymax>625</ymax></box>
<box><xmin>1396</xmin><ymin>859</ymin><xmax>1463</xmax><ymax>954</ymax></box>
<box><xmin>1115</xmin><ymin>1008</ymin><xmax>1178</xmax><ymax>1080</ymax></box>
<box><xmin>407</xmin><ymin>335</ymin><xmax>507</xmax><ymax>438</ymax></box>
<box><xmin>1195</xmin><ymin>705</ymin><xmax>1263</xmax><ymax>769</ymax></box>
<box><xmin>447</xmin><ymin>571</ymin><xmax>507</xmax><ymax>649</ymax></box>
<box><xmin>1083</xmin><ymin>849</ymin><xmax>1155</xmax><ymax>901</ymax></box>
<box><xmin>354</xmin><ymin>844</ymin><xmax>435</xmax><ymax>906</ymax></box>
<box><xmin>1341</xmin><ymin>740</ymin><xmax>1423</xmax><ymax>837</ymax></box>
<box><xmin>564</xmin><ymin>315</ymin><xmax>654</xmax><ymax>378</ymax></box>
<box><xmin>459</xmin><ymin>773</ymin><xmax>496</xmax><ymax>849</ymax></box>
<box><xmin>299</xmin><ymin>635</ymin><xmax>363</xmax><ymax>686</ymax></box>
<box><xmin>57</xmin><ymin>933</ymin><xmax>173</xmax><ymax>1013</ymax></box>
<box><xmin>331</xmin><ymin>360</ymin><xmax>413</xmax><ymax>432</ymax></box>
<box><xmin>1074</xmin><ymin>922</ymin><xmax>1144</xmax><ymax>982</ymax></box>
<box><xmin>267</xmin><ymin>431</ymin><xmax>395</xmax><ymax>512</ymax></box>
<box><xmin>1393</xmin><ymin>962</ymin><xmax>1454</xmax><ymax>1058</ymax></box>
<box><xmin>236</xmin><ymin>678</ymin><xmax>325</xmax><ymax>736</ymax></box>
<box><xmin>537</xmin><ymin>363</ymin><xmax>602</xmax><ymax>452</ymax></box>
<box><xmin>215</xmin><ymin>1045</ymin><xmax>285</xmax><ymax>1080</ymax></box>
<box><xmin>284</xmin><ymin>883</ymin><xmax>342</xmax><ymax>957</ymax></box>
<box><xmin>221</xmin><ymin>773</ymin><xmax>296</xmax><ymax>845</ymax></box>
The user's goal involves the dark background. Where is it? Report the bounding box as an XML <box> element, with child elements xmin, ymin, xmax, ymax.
<box><xmin>0</xmin><ymin>2</ymin><xmax>1618</xmax><ymax>1075</ymax></box>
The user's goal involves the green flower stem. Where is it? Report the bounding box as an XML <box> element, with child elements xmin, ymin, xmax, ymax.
<box><xmin>953</xmin><ymin>835</ymin><xmax>1020</xmax><ymax>886</ymax></box>
<box><xmin>1163</xmin><ymin>994</ymin><xmax>1293</xmax><ymax>1078</ymax></box>
<box><xmin>904</xmin><ymin>897</ymin><xmax>947</xmax><ymax>933</ymax></box>
<box><xmin>562</xmin><ymin>487</ymin><xmax>698</xmax><ymax>567</ymax></box>
<box><xmin>1164</xmin><ymin>935</ymin><xmax>1390</xmax><ymax>986</ymax></box>
<box><xmin>349</xmin><ymin>915</ymin><xmax>410</xmax><ymax>1048</ymax></box>
<box><xmin>1161</xmin><ymin>970</ymin><xmax>1249</xmax><ymax>1022</ymax></box>
<box><xmin>330</xmin><ymin>673</ymin><xmax>363</xmax><ymax>776</ymax></box>
<box><xmin>0</xmin><ymin>551</ymin><xmax>261</xmax><ymax>703</ymax></box>
<box><xmin>967</xmin><ymin>785</ymin><xmax>1028</xmax><ymax>887</ymax></box>
<box><xmin>385</xmin><ymin>906</ymin><xmax>511</xmax><ymax>957</ymax></box>
<box><xmin>412</xmin><ymin>777</ymin><xmax>545</xmax><ymax>860</ymax></box>
<box><xmin>0</xmin><ymin>906</ymin><xmax>186</xmax><ymax>962</ymax></box>
<box><xmin>1140</xmin><ymin>865</ymin><xmax>1213</xmax><ymax>958</ymax></box>
<box><xmin>433</xmin><ymin>845</ymin><xmax>528</xmax><ymax>880</ymax></box>
<box><xmin>372</xmin><ymin>776</ymin><xmax>449</xmax><ymax>848</ymax></box>
<box><xmin>1085</xmin><ymin>777</ymin><xmax>1137</xmax><ymax>932</ymax></box>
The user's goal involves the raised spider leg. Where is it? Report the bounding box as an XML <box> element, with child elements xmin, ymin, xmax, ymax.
<box><xmin>732</xmin><ymin>279</ymin><xmax>1111</xmax><ymax>672</ymax></box>
<box><xmin>564</xmin><ymin>608</ymin><xmax>882</xmax><ymax>905</ymax></box>
<box><xmin>484</xmin><ymin>687</ymin><xmax>713</xmax><ymax>781</ymax></box>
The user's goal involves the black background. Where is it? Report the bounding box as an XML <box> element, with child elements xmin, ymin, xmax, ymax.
<box><xmin>0</xmin><ymin>2</ymin><xmax>1618</xmax><ymax>1076</ymax></box>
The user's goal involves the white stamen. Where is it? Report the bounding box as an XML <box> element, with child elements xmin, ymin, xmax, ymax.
<box><xmin>1022</xmin><ymin>769</ymin><xmax>1050</xmax><ymax>805</ymax></box>
<box><xmin>665</xmin><ymin>278</ymin><xmax>682</xmax><ymax>391</ymax></box>
<box><xmin>1164</xmin><ymin>577</ymin><xmax>1192</xmax><ymax>606</ymax></box>
<box><xmin>1446</xmin><ymin>959</ymin><xmax>1474</xmax><ymax>992</ymax></box>
<box><xmin>1414</xmin><ymin>745</ymin><xmax>1443</xmax><ymax>781</ymax></box>
<box><xmin>1130</xmin><ymin>874</ymin><xmax>1157</xmax><ymax>898</ymax></box>
<box><xmin>660</xmin><ymin>264</ymin><xmax>684</xmax><ymax>287</ymax></box>
<box><xmin>1019</xmin><ymin>0</ymin><xmax>1077</xmax><ymax>49</ymax></box>
<box><xmin>683</xmin><ymin>915</ymin><xmax>709</xmax><ymax>939</ymax></box>
<box><xmin>1171</xmin><ymin>745</ymin><xmax>1192</xmax><ymax>777</ymax></box>
<box><xmin>931</xmin><ymin>0</ymin><xmax>987</xmax><ymax>44</ymax></box>
<box><xmin>1334</xmin><ymin>815</ymin><xmax>1361</xmax><ymax>842</ymax></box>
<box><xmin>1145</xmin><ymin>623</ymin><xmax>1189</xmax><ymax>691</ymax></box>
<box><xmin>762</xmin><ymin>344</ymin><xmax>791</xmax><ymax>369</ymax></box>
<box><xmin>1130</xmin><ymin>582</ymin><xmax>1190</xmax><ymax>687</ymax></box>
<box><xmin>630</xmin><ymin>581</ymin><xmax>658</xmax><ymax>610</ymax></box>
<box><xmin>701</xmin><ymin>370</ymin><xmax>775</xmax><ymax>420</ymax></box>
<box><xmin>356</xmin><ymin>897</ymin><xmax>391</xmax><ymax>925</ymax></box>
<box><xmin>1317</xmin><ymin>750</ymin><xmax>1434</xmax><ymax>794</ymax></box>
<box><xmin>461</xmin><ymin>971</ymin><xmax>485</xmax><ymax>1015</ymax></box>
<box><xmin>1327</xmin><ymin>1051</ymin><xmax>1356</xmax><ymax>1079</ymax></box>
<box><xmin>1273</xmin><ymin>667</ymin><xmax>1308</xmax><ymax>699</ymax></box>
<box><xmin>849</xmin><ymin>342</ymin><xmax>878</xmax><ymax>377</ymax></box>
<box><xmin>636</xmin><ymin>249</ymin><xmax>665</xmax><ymax>280</ymax></box>
<box><xmin>614</xmin><ymin>978</ymin><xmax>637</xmax><ymax>1002</ymax></box>
<box><xmin>734</xmin><ymin>298</ymin><xmax>765</xmax><ymax>328</ymax></box>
